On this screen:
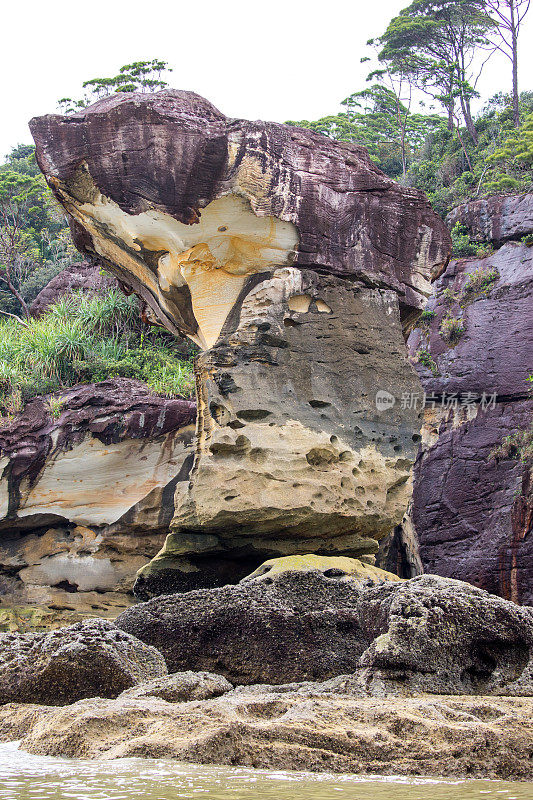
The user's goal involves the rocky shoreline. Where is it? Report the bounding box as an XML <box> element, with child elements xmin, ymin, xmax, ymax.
<box><xmin>0</xmin><ymin>567</ymin><xmax>532</xmax><ymax>779</ymax></box>
<box><xmin>0</xmin><ymin>682</ymin><xmax>531</xmax><ymax>779</ymax></box>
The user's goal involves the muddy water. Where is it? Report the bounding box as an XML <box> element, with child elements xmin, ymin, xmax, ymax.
<box><xmin>0</xmin><ymin>742</ymin><xmax>530</xmax><ymax>800</ymax></box>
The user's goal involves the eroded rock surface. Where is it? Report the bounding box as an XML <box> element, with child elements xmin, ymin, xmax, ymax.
<box><xmin>0</xmin><ymin>618</ymin><xmax>166</xmax><ymax>705</ymax></box>
<box><xmin>30</xmin><ymin>90</ymin><xmax>450</xmax><ymax>334</ymax></box>
<box><xmin>446</xmin><ymin>193</ymin><xmax>533</xmax><ymax>246</ymax></box>
<box><xmin>241</xmin><ymin>554</ymin><xmax>402</xmax><ymax>585</ymax></box>
<box><xmin>30</xmin><ymin>90</ymin><xmax>450</xmax><ymax>592</ymax></box>
<box><xmin>0</xmin><ymin>379</ymin><xmax>196</xmax><ymax>622</ymax></box>
<box><xmin>119</xmin><ymin>671</ymin><xmax>233</xmax><ymax>702</ymax></box>
<box><xmin>1</xmin><ymin>691</ymin><xmax>531</xmax><ymax>778</ymax></box>
<box><xmin>404</xmin><ymin>206</ymin><xmax>533</xmax><ymax>604</ymax></box>
<box><xmin>117</xmin><ymin>570</ymin><xmax>533</xmax><ymax>694</ymax></box>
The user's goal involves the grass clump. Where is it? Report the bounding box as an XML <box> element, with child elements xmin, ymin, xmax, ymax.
<box><xmin>460</xmin><ymin>265</ymin><xmax>500</xmax><ymax>305</ymax></box>
<box><xmin>0</xmin><ymin>290</ymin><xmax>194</xmax><ymax>420</ymax></box>
<box><xmin>417</xmin><ymin>309</ymin><xmax>436</xmax><ymax>327</ymax></box>
<box><xmin>416</xmin><ymin>348</ymin><xmax>440</xmax><ymax>376</ymax></box>
<box><xmin>439</xmin><ymin>314</ymin><xmax>465</xmax><ymax>344</ymax></box>
<box><xmin>490</xmin><ymin>428</ymin><xmax>533</xmax><ymax>463</ymax></box>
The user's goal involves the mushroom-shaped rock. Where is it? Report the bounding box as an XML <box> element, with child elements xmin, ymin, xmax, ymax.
<box><xmin>30</xmin><ymin>91</ymin><xmax>451</xmax><ymax>593</ymax></box>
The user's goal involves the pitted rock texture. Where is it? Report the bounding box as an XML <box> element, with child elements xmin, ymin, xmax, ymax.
<box><xmin>135</xmin><ymin>267</ymin><xmax>424</xmax><ymax>597</ymax></box>
<box><xmin>447</xmin><ymin>193</ymin><xmax>533</xmax><ymax>246</ymax></box>
<box><xmin>405</xmin><ymin>206</ymin><xmax>533</xmax><ymax>604</ymax></box>
<box><xmin>119</xmin><ymin>670</ymin><xmax>233</xmax><ymax>702</ymax></box>
<box><xmin>1</xmin><ymin>692</ymin><xmax>532</xmax><ymax>779</ymax></box>
<box><xmin>0</xmin><ymin>378</ymin><xmax>196</xmax><ymax>620</ymax></box>
<box><xmin>30</xmin><ymin>90</ymin><xmax>450</xmax><ymax>591</ymax></box>
<box><xmin>117</xmin><ymin>570</ymin><xmax>533</xmax><ymax>694</ymax></box>
<box><xmin>0</xmin><ymin>618</ymin><xmax>167</xmax><ymax>705</ymax></box>
<box><xmin>29</xmin><ymin>260</ymin><xmax>118</xmax><ymax>317</ymax></box>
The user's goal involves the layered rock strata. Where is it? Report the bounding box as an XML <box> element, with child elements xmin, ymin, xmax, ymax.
<box><xmin>402</xmin><ymin>204</ymin><xmax>533</xmax><ymax>604</ymax></box>
<box><xmin>30</xmin><ymin>90</ymin><xmax>450</xmax><ymax>593</ymax></box>
<box><xmin>0</xmin><ymin>379</ymin><xmax>195</xmax><ymax>623</ymax></box>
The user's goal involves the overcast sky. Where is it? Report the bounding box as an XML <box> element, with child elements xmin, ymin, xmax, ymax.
<box><xmin>2</xmin><ymin>0</ymin><xmax>532</xmax><ymax>158</ymax></box>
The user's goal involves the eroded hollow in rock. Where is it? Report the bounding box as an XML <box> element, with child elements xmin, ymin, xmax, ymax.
<box><xmin>55</xmin><ymin>167</ymin><xmax>299</xmax><ymax>349</ymax></box>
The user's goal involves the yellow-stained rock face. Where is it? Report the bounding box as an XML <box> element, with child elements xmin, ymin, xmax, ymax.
<box><xmin>242</xmin><ymin>554</ymin><xmax>402</xmax><ymax>584</ymax></box>
<box><xmin>58</xmin><ymin>176</ymin><xmax>299</xmax><ymax>349</ymax></box>
<box><xmin>16</xmin><ymin>429</ymin><xmax>194</xmax><ymax>527</ymax></box>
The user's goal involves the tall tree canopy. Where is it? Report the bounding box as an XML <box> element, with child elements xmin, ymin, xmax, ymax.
<box><xmin>378</xmin><ymin>0</ymin><xmax>494</xmax><ymax>143</ymax></box>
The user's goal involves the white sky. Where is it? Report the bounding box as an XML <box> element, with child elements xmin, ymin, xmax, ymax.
<box><xmin>1</xmin><ymin>0</ymin><xmax>532</xmax><ymax>158</ymax></box>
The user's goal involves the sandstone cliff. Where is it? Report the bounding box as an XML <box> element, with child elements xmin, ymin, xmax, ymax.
<box><xmin>383</xmin><ymin>196</ymin><xmax>533</xmax><ymax>604</ymax></box>
<box><xmin>29</xmin><ymin>90</ymin><xmax>450</xmax><ymax>595</ymax></box>
<box><xmin>0</xmin><ymin>379</ymin><xmax>195</xmax><ymax>626</ymax></box>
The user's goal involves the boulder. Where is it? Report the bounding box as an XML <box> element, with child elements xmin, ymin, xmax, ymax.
<box><xmin>0</xmin><ymin>618</ymin><xmax>167</xmax><ymax>705</ymax></box>
<box><xmin>446</xmin><ymin>193</ymin><xmax>533</xmax><ymax>246</ymax></box>
<box><xmin>116</xmin><ymin>570</ymin><xmax>533</xmax><ymax>694</ymax></box>
<box><xmin>119</xmin><ymin>671</ymin><xmax>233</xmax><ymax>702</ymax></box>
<box><xmin>241</xmin><ymin>554</ymin><xmax>402</xmax><ymax>584</ymax></box>
<box><xmin>29</xmin><ymin>90</ymin><xmax>450</xmax><ymax>593</ymax></box>
<box><xmin>29</xmin><ymin>260</ymin><xmax>117</xmax><ymax>317</ymax></box>
<box><xmin>0</xmin><ymin>378</ymin><xmax>196</xmax><ymax>621</ymax></box>
<box><xmin>30</xmin><ymin>90</ymin><xmax>450</xmax><ymax>328</ymax></box>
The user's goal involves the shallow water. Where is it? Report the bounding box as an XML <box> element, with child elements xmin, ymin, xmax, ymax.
<box><xmin>0</xmin><ymin>742</ymin><xmax>530</xmax><ymax>800</ymax></box>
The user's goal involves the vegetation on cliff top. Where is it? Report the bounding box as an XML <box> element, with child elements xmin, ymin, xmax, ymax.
<box><xmin>0</xmin><ymin>291</ymin><xmax>194</xmax><ymax>421</ymax></box>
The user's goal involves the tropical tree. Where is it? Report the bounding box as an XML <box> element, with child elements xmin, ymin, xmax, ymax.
<box><xmin>378</xmin><ymin>1</ymin><xmax>494</xmax><ymax>144</ymax></box>
<box><xmin>483</xmin><ymin>0</ymin><xmax>531</xmax><ymax>126</ymax></box>
<box><xmin>0</xmin><ymin>171</ymin><xmax>45</xmax><ymax>320</ymax></box>
<box><xmin>58</xmin><ymin>59</ymin><xmax>172</xmax><ymax>114</ymax></box>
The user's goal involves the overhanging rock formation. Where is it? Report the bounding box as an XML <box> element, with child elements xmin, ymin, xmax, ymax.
<box><xmin>30</xmin><ymin>90</ymin><xmax>451</xmax><ymax>594</ymax></box>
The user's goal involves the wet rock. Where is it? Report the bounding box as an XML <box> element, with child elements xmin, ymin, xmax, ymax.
<box><xmin>119</xmin><ymin>671</ymin><xmax>233</xmax><ymax>702</ymax></box>
<box><xmin>117</xmin><ymin>570</ymin><xmax>533</xmax><ymax>694</ymax></box>
<box><xmin>0</xmin><ymin>618</ymin><xmax>167</xmax><ymax>705</ymax></box>
<box><xmin>359</xmin><ymin>575</ymin><xmax>533</xmax><ymax>695</ymax></box>
<box><xmin>1</xmin><ymin>689</ymin><xmax>532</xmax><ymax>779</ymax></box>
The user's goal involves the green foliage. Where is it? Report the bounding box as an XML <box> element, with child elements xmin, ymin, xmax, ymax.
<box><xmin>460</xmin><ymin>264</ymin><xmax>500</xmax><ymax>303</ymax></box>
<box><xmin>416</xmin><ymin>347</ymin><xmax>440</xmax><ymax>374</ymax></box>
<box><xmin>0</xmin><ymin>145</ymin><xmax>78</xmax><ymax>318</ymax></box>
<box><xmin>58</xmin><ymin>59</ymin><xmax>172</xmax><ymax>113</ymax></box>
<box><xmin>490</xmin><ymin>427</ymin><xmax>533</xmax><ymax>463</ymax></box>
<box><xmin>418</xmin><ymin>309</ymin><xmax>436</xmax><ymax>325</ymax></box>
<box><xmin>439</xmin><ymin>313</ymin><xmax>465</xmax><ymax>342</ymax></box>
<box><xmin>486</xmin><ymin>111</ymin><xmax>533</xmax><ymax>191</ymax></box>
<box><xmin>0</xmin><ymin>290</ymin><xmax>194</xmax><ymax>419</ymax></box>
<box><xmin>451</xmin><ymin>222</ymin><xmax>478</xmax><ymax>255</ymax></box>
<box><xmin>46</xmin><ymin>395</ymin><xmax>65</xmax><ymax>419</ymax></box>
